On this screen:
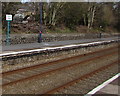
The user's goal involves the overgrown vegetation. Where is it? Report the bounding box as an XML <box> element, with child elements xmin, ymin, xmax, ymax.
<box><xmin>2</xmin><ymin>2</ymin><xmax>120</xmax><ymax>34</ymax></box>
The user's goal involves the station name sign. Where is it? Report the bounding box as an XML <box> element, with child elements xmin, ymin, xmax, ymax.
<box><xmin>6</xmin><ymin>14</ymin><xmax>12</xmax><ymax>21</ymax></box>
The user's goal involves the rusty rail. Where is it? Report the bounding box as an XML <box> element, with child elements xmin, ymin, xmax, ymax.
<box><xmin>2</xmin><ymin>47</ymin><xmax>118</xmax><ymax>87</ymax></box>
<box><xmin>44</xmin><ymin>60</ymin><xmax>119</xmax><ymax>94</ymax></box>
<box><xmin>2</xmin><ymin>46</ymin><xmax>118</xmax><ymax>76</ymax></box>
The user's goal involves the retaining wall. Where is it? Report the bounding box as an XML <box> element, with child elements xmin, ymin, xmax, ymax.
<box><xmin>2</xmin><ymin>33</ymin><xmax>115</xmax><ymax>45</ymax></box>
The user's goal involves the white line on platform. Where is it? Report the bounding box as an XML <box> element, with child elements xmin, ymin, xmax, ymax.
<box><xmin>85</xmin><ymin>73</ymin><xmax>120</xmax><ymax>96</ymax></box>
<box><xmin>0</xmin><ymin>40</ymin><xmax>116</xmax><ymax>57</ymax></box>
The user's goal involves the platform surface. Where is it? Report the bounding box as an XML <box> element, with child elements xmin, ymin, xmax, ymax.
<box><xmin>95</xmin><ymin>77</ymin><xmax>119</xmax><ymax>95</ymax></box>
<box><xmin>2</xmin><ymin>36</ymin><xmax>119</xmax><ymax>52</ymax></box>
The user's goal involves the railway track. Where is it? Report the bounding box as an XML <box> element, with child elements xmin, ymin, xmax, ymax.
<box><xmin>2</xmin><ymin>46</ymin><xmax>118</xmax><ymax>88</ymax></box>
<box><xmin>44</xmin><ymin>61</ymin><xmax>119</xmax><ymax>94</ymax></box>
<box><xmin>2</xmin><ymin>45</ymin><xmax>119</xmax><ymax>94</ymax></box>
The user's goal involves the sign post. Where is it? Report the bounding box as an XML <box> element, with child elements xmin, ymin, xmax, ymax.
<box><xmin>6</xmin><ymin>14</ymin><xmax>12</xmax><ymax>45</ymax></box>
<box><xmin>38</xmin><ymin>2</ymin><xmax>42</xmax><ymax>43</ymax></box>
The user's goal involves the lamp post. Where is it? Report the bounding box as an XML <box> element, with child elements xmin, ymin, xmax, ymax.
<box><xmin>38</xmin><ymin>2</ymin><xmax>43</xmax><ymax>43</ymax></box>
<box><xmin>99</xmin><ymin>26</ymin><xmax>102</xmax><ymax>38</ymax></box>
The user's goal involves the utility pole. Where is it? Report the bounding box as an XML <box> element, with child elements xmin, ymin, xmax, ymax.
<box><xmin>38</xmin><ymin>2</ymin><xmax>43</xmax><ymax>43</ymax></box>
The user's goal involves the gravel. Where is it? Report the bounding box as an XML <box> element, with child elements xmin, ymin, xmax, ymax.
<box><xmin>2</xmin><ymin>50</ymin><xmax>118</xmax><ymax>94</ymax></box>
<box><xmin>2</xmin><ymin>46</ymin><xmax>117</xmax><ymax>85</ymax></box>
<box><xmin>56</xmin><ymin>64</ymin><xmax>118</xmax><ymax>94</ymax></box>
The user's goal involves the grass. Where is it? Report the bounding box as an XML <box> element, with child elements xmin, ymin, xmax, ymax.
<box><xmin>46</xmin><ymin>27</ymin><xmax>78</xmax><ymax>34</ymax></box>
<box><xmin>2</xmin><ymin>25</ymin><xmax>120</xmax><ymax>35</ymax></box>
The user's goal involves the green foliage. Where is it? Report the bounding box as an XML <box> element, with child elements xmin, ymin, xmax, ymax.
<box><xmin>34</xmin><ymin>14</ymin><xmax>40</xmax><ymax>22</ymax></box>
<box><xmin>60</xmin><ymin>3</ymin><xmax>84</xmax><ymax>30</ymax></box>
<box><xmin>2</xmin><ymin>2</ymin><xmax>22</xmax><ymax>29</ymax></box>
<box><xmin>2</xmin><ymin>2</ymin><xmax>120</xmax><ymax>33</ymax></box>
<box><xmin>47</xmin><ymin>27</ymin><xmax>76</xmax><ymax>33</ymax></box>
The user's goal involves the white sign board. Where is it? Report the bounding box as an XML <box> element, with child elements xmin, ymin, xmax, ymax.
<box><xmin>6</xmin><ymin>15</ymin><xmax>12</xmax><ymax>21</ymax></box>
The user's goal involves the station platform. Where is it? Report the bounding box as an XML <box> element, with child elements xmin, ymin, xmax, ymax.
<box><xmin>2</xmin><ymin>36</ymin><xmax>119</xmax><ymax>52</ymax></box>
<box><xmin>95</xmin><ymin>78</ymin><xmax>119</xmax><ymax>95</ymax></box>
<box><xmin>87</xmin><ymin>73</ymin><xmax>119</xmax><ymax>96</ymax></box>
